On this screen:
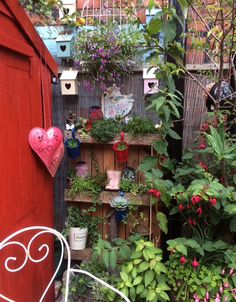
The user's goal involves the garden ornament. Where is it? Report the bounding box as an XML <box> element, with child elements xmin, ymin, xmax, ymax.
<box><xmin>205</xmin><ymin>81</ymin><xmax>235</xmax><ymax>112</ymax></box>
<box><xmin>106</xmin><ymin>170</ymin><xmax>122</xmax><ymax>190</ymax></box>
<box><xmin>102</xmin><ymin>86</ymin><xmax>135</xmax><ymax>119</ymax></box>
<box><xmin>28</xmin><ymin>127</ymin><xmax>64</xmax><ymax>177</ymax></box>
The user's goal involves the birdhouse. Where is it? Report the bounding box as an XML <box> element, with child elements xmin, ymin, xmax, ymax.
<box><xmin>59</xmin><ymin>0</ymin><xmax>76</xmax><ymax>21</ymax></box>
<box><xmin>143</xmin><ymin>68</ymin><xmax>159</xmax><ymax>94</ymax></box>
<box><xmin>60</xmin><ymin>70</ymin><xmax>78</xmax><ymax>95</ymax></box>
<box><xmin>56</xmin><ymin>33</ymin><xmax>74</xmax><ymax>58</ymax></box>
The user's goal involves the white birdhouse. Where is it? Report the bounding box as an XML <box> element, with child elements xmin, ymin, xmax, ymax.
<box><xmin>143</xmin><ymin>68</ymin><xmax>159</xmax><ymax>94</ymax></box>
<box><xmin>60</xmin><ymin>70</ymin><xmax>78</xmax><ymax>95</ymax></box>
<box><xmin>59</xmin><ymin>0</ymin><xmax>76</xmax><ymax>21</ymax></box>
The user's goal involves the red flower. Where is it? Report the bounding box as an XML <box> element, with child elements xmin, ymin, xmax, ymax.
<box><xmin>180</xmin><ymin>256</ymin><xmax>187</xmax><ymax>265</ymax></box>
<box><xmin>155</xmin><ymin>190</ymin><xmax>161</xmax><ymax>198</ymax></box>
<box><xmin>189</xmin><ymin>217</ymin><xmax>196</xmax><ymax>225</ymax></box>
<box><xmin>148</xmin><ymin>189</ymin><xmax>154</xmax><ymax>194</ymax></box>
<box><xmin>196</xmin><ymin>207</ymin><xmax>203</xmax><ymax>216</ymax></box>
<box><xmin>178</xmin><ymin>204</ymin><xmax>185</xmax><ymax>212</ymax></box>
<box><xmin>85</xmin><ymin>120</ymin><xmax>92</xmax><ymax>131</ymax></box>
<box><xmin>192</xmin><ymin>258</ymin><xmax>199</xmax><ymax>269</ymax></box>
<box><xmin>200</xmin><ymin>122</ymin><xmax>210</xmax><ymax>132</ymax></box>
<box><xmin>199</xmin><ymin>162</ymin><xmax>208</xmax><ymax>171</ymax></box>
<box><xmin>191</xmin><ymin>195</ymin><xmax>201</xmax><ymax>205</ymax></box>
<box><xmin>209</xmin><ymin>197</ymin><xmax>217</xmax><ymax>207</ymax></box>
<box><xmin>199</xmin><ymin>143</ymin><xmax>206</xmax><ymax>150</ymax></box>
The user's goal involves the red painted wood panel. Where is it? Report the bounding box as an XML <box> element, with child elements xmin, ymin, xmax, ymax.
<box><xmin>0</xmin><ymin>46</ymin><xmax>54</xmax><ymax>302</ymax></box>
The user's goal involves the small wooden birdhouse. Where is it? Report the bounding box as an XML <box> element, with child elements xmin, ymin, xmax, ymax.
<box><xmin>59</xmin><ymin>0</ymin><xmax>76</xmax><ymax>21</ymax></box>
<box><xmin>56</xmin><ymin>33</ymin><xmax>74</xmax><ymax>58</ymax></box>
<box><xmin>143</xmin><ymin>68</ymin><xmax>159</xmax><ymax>94</ymax></box>
<box><xmin>60</xmin><ymin>70</ymin><xmax>78</xmax><ymax>95</ymax></box>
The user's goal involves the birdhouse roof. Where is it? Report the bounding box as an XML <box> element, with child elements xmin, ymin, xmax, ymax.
<box><xmin>60</xmin><ymin>70</ymin><xmax>78</xmax><ymax>80</ymax></box>
<box><xmin>56</xmin><ymin>34</ymin><xmax>74</xmax><ymax>43</ymax></box>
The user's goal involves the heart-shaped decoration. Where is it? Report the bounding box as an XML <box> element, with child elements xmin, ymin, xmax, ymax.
<box><xmin>60</xmin><ymin>45</ymin><xmax>66</xmax><ymax>52</ymax></box>
<box><xmin>148</xmin><ymin>82</ymin><xmax>155</xmax><ymax>88</ymax></box>
<box><xmin>28</xmin><ymin>127</ymin><xmax>64</xmax><ymax>177</ymax></box>
<box><xmin>65</xmin><ymin>83</ymin><xmax>71</xmax><ymax>90</ymax></box>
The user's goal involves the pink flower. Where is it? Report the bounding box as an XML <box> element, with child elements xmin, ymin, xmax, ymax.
<box><xmin>224</xmin><ymin>283</ymin><xmax>230</xmax><ymax>288</ymax></box>
<box><xmin>180</xmin><ymin>256</ymin><xmax>187</xmax><ymax>265</ymax></box>
<box><xmin>178</xmin><ymin>204</ymin><xmax>185</xmax><ymax>212</ymax></box>
<box><xmin>192</xmin><ymin>258</ymin><xmax>199</xmax><ymax>269</ymax></box>
<box><xmin>220</xmin><ymin>286</ymin><xmax>223</xmax><ymax>294</ymax></box>
<box><xmin>229</xmin><ymin>268</ymin><xmax>234</xmax><ymax>275</ymax></box>
<box><xmin>210</xmin><ymin>197</ymin><xmax>217</xmax><ymax>206</ymax></box>
<box><xmin>193</xmin><ymin>294</ymin><xmax>200</xmax><ymax>302</ymax></box>
<box><xmin>196</xmin><ymin>207</ymin><xmax>203</xmax><ymax>216</ymax></box>
<box><xmin>205</xmin><ymin>292</ymin><xmax>210</xmax><ymax>300</ymax></box>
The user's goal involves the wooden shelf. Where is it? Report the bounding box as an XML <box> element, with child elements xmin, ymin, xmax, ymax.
<box><xmin>64</xmin><ymin>131</ymin><xmax>159</xmax><ymax>146</ymax></box>
<box><xmin>65</xmin><ymin>190</ymin><xmax>150</xmax><ymax>207</ymax></box>
<box><xmin>64</xmin><ymin>248</ymin><xmax>92</xmax><ymax>261</ymax></box>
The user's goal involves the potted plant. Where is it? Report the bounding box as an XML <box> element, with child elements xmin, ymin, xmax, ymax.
<box><xmin>73</xmin><ymin>20</ymin><xmax>142</xmax><ymax>91</ymax></box>
<box><xmin>110</xmin><ymin>192</ymin><xmax>129</xmax><ymax>223</ymax></box>
<box><xmin>113</xmin><ymin>132</ymin><xmax>129</xmax><ymax>162</ymax></box>
<box><xmin>63</xmin><ymin>206</ymin><xmax>101</xmax><ymax>250</ymax></box>
<box><xmin>90</xmin><ymin>119</ymin><xmax>121</xmax><ymax>143</ymax></box>
<box><xmin>64</xmin><ymin>129</ymin><xmax>80</xmax><ymax>158</ymax></box>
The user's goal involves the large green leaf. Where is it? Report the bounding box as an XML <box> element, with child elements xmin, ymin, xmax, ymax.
<box><xmin>168</xmin><ymin>128</ymin><xmax>181</xmax><ymax>140</ymax></box>
<box><xmin>110</xmin><ymin>249</ymin><xmax>117</xmax><ymax>270</ymax></box>
<box><xmin>156</xmin><ymin>212</ymin><xmax>168</xmax><ymax>234</ymax></box>
<box><xmin>160</xmin><ymin>19</ymin><xmax>177</xmax><ymax>44</ymax></box>
<box><xmin>144</xmin><ymin>270</ymin><xmax>155</xmax><ymax>287</ymax></box>
<box><xmin>177</xmin><ymin>0</ymin><xmax>189</xmax><ymax>18</ymax></box>
<box><xmin>139</xmin><ymin>156</ymin><xmax>157</xmax><ymax>172</ymax></box>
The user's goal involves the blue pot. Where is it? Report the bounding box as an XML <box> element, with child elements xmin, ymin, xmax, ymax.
<box><xmin>65</xmin><ymin>139</ymin><xmax>80</xmax><ymax>158</ymax></box>
<box><xmin>115</xmin><ymin>209</ymin><xmax>128</xmax><ymax>223</ymax></box>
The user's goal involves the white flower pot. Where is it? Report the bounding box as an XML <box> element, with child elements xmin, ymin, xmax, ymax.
<box><xmin>69</xmin><ymin>227</ymin><xmax>88</xmax><ymax>250</ymax></box>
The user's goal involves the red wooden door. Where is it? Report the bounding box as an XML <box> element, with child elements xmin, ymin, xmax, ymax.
<box><xmin>0</xmin><ymin>45</ymin><xmax>54</xmax><ymax>301</ymax></box>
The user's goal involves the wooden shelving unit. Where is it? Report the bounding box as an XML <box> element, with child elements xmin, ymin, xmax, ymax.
<box><xmin>64</xmin><ymin>190</ymin><xmax>150</xmax><ymax>207</ymax></box>
<box><xmin>64</xmin><ymin>131</ymin><xmax>159</xmax><ymax>146</ymax></box>
<box><xmin>64</xmin><ymin>248</ymin><xmax>93</xmax><ymax>261</ymax></box>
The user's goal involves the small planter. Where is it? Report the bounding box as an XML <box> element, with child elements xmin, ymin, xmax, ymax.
<box><xmin>65</xmin><ymin>130</ymin><xmax>80</xmax><ymax>158</ymax></box>
<box><xmin>115</xmin><ymin>208</ymin><xmax>128</xmax><ymax>223</ymax></box>
<box><xmin>75</xmin><ymin>161</ymin><xmax>89</xmax><ymax>178</ymax></box>
<box><xmin>113</xmin><ymin>132</ymin><xmax>129</xmax><ymax>163</ymax></box>
<box><xmin>69</xmin><ymin>227</ymin><xmax>88</xmax><ymax>250</ymax></box>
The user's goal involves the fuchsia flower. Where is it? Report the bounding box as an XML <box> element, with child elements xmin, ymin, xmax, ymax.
<box><xmin>178</xmin><ymin>204</ymin><xmax>185</xmax><ymax>212</ymax></box>
<box><xmin>196</xmin><ymin>207</ymin><xmax>203</xmax><ymax>216</ymax></box>
<box><xmin>205</xmin><ymin>292</ymin><xmax>210</xmax><ymax>300</ymax></box>
<box><xmin>189</xmin><ymin>217</ymin><xmax>196</xmax><ymax>226</ymax></box>
<box><xmin>191</xmin><ymin>195</ymin><xmax>201</xmax><ymax>205</ymax></box>
<box><xmin>199</xmin><ymin>143</ymin><xmax>207</xmax><ymax>149</ymax></box>
<box><xmin>180</xmin><ymin>256</ymin><xmax>187</xmax><ymax>265</ymax></box>
<box><xmin>193</xmin><ymin>294</ymin><xmax>200</xmax><ymax>302</ymax></box>
<box><xmin>210</xmin><ymin>197</ymin><xmax>217</xmax><ymax>206</ymax></box>
<box><xmin>215</xmin><ymin>293</ymin><xmax>221</xmax><ymax>302</ymax></box>
<box><xmin>148</xmin><ymin>189</ymin><xmax>161</xmax><ymax>198</ymax></box>
<box><xmin>192</xmin><ymin>258</ymin><xmax>199</xmax><ymax>269</ymax></box>
<box><xmin>199</xmin><ymin>161</ymin><xmax>208</xmax><ymax>171</ymax></box>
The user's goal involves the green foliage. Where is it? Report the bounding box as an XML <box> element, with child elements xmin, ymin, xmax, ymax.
<box><xmin>113</xmin><ymin>240</ymin><xmax>169</xmax><ymax>302</ymax></box>
<box><xmin>90</xmin><ymin>119</ymin><xmax>121</xmax><ymax>143</ymax></box>
<box><xmin>119</xmin><ymin>179</ymin><xmax>149</xmax><ymax>195</ymax></box>
<box><xmin>65</xmin><ymin>138</ymin><xmax>79</xmax><ymax>148</ymax></box>
<box><xmin>63</xmin><ymin>207</ymin><xmax>101</xmax><ymax>246</ymax></box>
<box><xmin>122</xmin><ymin>116</ymin><xmax>157</xmax><ymax>137</ymax></box>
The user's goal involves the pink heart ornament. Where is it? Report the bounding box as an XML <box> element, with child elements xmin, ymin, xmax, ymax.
<box><xmin>28</xmin><ymin>127</ymin><xmax>64</xmax><ymax>177</ymax></box>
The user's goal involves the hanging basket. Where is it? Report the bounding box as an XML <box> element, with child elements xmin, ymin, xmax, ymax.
<box><xmin>113</xmin><ymin>132</ymin><xmax>129</xmax><ymax>163</ymax></box>
<box><xmin>65</xmin><ymin>129</ymin><xmax>81</xmax><ymax>159</ymax></box>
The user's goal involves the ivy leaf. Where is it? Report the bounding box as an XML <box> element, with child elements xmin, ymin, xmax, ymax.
<box><xmin>156</xmin><ymin>212</ymin><xmax>168</xmax><ymax>234</ymax></box>
<box><xmin>153</xmin><ymin>141</ymin><xmax>168</xmax><ymax>155</ymax></box>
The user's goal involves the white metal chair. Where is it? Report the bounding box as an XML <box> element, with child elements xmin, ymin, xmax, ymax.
<box><xmin>0</xmin><ymin>226</ymin><xmax>130</xmax><ymax>302</ymax></box>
